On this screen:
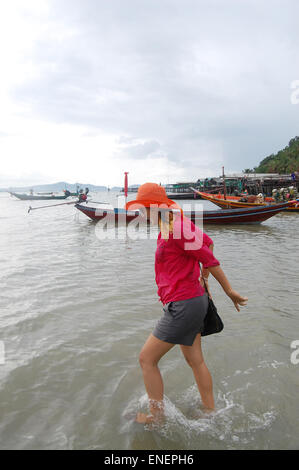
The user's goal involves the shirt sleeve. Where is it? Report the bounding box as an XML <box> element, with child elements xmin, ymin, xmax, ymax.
<box><xmin>203</xmin><ymin>232</ymin><xmax>214</xmax><ymax>247</ymax></box>
<box><xmin>173</xmin><ymin>216</ymin><xmax>220</xmax><ymax>268</ymax></box>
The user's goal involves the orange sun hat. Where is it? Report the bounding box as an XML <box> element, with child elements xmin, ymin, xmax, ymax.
<box><xmin>125</xmin><ymin>182</ymin><xmax>183</xmax><ymax>213</ymax></box>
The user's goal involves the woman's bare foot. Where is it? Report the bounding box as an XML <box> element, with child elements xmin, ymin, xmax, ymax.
<box><xmin>135</xmin><ymin>412</ymin><xmax>165</xmax><ymax>425</ymax></box>
<box><xmin>191</xmin><ymin>405</ymin><xmax>215</xmax><ymax>420</ymax></box>
<box><xmin>135</xmin><ymin>412</ymin><xmax>155</xmax><ymax>424</ymax></box>
<box><xmin>202</xmin><ymin>407</ymin><xmax>215</xmax><ymax>415</ymax></box>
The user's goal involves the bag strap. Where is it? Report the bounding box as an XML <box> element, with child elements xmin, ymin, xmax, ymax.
<box><xmin>199</xmin><ymin>264</ymin><xmax>209</xmax><ymax>294</ymax></box>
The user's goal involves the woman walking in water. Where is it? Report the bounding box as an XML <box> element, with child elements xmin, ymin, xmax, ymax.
<box><xmin>126</xmin><ymin>183</ymin><xmax>248</xmax><ymax>424</ymax></box>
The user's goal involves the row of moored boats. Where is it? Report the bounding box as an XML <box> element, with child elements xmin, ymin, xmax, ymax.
<box><xmin>10</xmin><ymin>186</ymin><xmax>299</xmax><ymax>224</ymax></box>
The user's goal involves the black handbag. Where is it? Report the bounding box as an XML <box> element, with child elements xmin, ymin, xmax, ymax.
<box><xmin>200</xmin><ymin>266</ymin><xmax>224</xmax><ymax>337</ymax></box>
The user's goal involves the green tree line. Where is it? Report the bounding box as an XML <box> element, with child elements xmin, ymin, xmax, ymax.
<box><xmin>243</xmin><ymin>136</ymin><xmax>299</xmax><ymax>174</ymax></box>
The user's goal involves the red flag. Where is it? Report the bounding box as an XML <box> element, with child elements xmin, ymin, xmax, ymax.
<box><xmin>124</xmin><ymin>172</ymin><xmax>129</xmax><ymax>198</ymax></box>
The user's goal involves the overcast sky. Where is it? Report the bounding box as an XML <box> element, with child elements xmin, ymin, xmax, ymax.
<box><xmin>0</xmin><ymin>0</ymin><xmax>299</xmax><ymax>188</ymax></box>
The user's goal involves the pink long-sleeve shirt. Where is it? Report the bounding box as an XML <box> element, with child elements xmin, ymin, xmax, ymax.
<box><xmin>155</xmin><ymin>215</ymin><xmax>220</xmax><ymax>304</ymax></box>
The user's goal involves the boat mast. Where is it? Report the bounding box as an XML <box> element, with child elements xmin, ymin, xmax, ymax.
<box><xmin>222</xmin><ymin>166</ymin><xmax>227</xmax><ymax>200</ymax></box>
<box><xmin>124</xmin><ymin>172</ymin><xmax>129</xmax><ymax>208</ymax></box>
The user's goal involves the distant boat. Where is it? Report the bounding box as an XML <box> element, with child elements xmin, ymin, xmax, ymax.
<box><xmin>165</xmin><ymin>192</ymin><xmax>201</xmax><ymax>199</ymax></box>
<box><xmin>63</xmin><ymin>190</ymin><xmax>79</xmax><ymax>197</ymax></box>
<box><xmin>10</xmin><ymin>192</ymin><xmax>70</xmax><ymax>201</ymax></box>
<box><xmin>74</xmin><ymin>201</ymin><xmax>292</xmax><ymax>224</ymax></box>
<box><xmin>36</xmin><ymin>192</ymin><xmax>56</xmax><ymax>195</ymax></box>
<box><xmin>165</xmin><ymin>187</ymin><xmax>224</xmax><ymax>199</ymax></box>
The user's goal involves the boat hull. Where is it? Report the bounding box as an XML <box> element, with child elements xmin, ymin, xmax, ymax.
<box><xmin>285</xmin><ymin>204</ymin><xmax>299</xmax><ymax>212</ymax></box>
<box><xmin>10</xmin><ymin>192</ymin><xmax>69</xmax><ymax>201</ymax></box>
<box><xmin>75</xmin><ymin>201</ymin><xmax>291</xmax><ymax>225</ymax></box>
<box><xmin>75</xmin><ymin>205</ymin><xmax>140</xmax><ymax>222</ymax></box>
<box><xmin>199</xmin><ymin>203</ymin><xmax>289</xmax><ymax>224</ymax></box>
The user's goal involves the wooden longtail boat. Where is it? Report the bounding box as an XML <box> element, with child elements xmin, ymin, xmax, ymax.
<box><xmin>10</xmin><ymin>192</ymin><xmax>70</xmax><ymax>201</ymax></box>
<box><xmin>198</xmin><ymin>191</ymin><xmax>275</xmax><ymax>203</ymax></box>
<box><xmin>75</xmin><ymin>201</ymin><xmax>292</xmax><ymax>225</ymax></box>
<box><xmin>192</xmin><ymin>189</ymin><xmax>298</xmax><ymax>212</ymax></box>
<box><xmin>190</xmin><ymin>188</ymin><xmax>267</xmax><ymax>209</ymax></box>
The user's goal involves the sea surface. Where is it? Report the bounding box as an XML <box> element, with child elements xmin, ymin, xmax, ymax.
<box><xmin>0</xmin><ymin>191</ymin><xmax>298</xmax><ymax>450</ymax></box>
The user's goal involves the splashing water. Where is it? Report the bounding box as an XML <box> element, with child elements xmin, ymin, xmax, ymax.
<box><xmin>121</xmin><ymin>383</ymin><xmax>278</xmax><ymax>450</ymax></box>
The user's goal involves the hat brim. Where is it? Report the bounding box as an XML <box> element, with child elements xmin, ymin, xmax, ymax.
<box><xmin>125</xmin><ymin>198</ymin><xmax>182</xmax><ymax>212</ymax></box>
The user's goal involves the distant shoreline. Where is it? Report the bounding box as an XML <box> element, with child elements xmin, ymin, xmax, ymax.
<box><xmin>0</xmin><ymin>184</ymin><xmax>122</xmax><ymax>193</ymax></box>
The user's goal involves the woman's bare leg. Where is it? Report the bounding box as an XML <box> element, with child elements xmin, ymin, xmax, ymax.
<box><xmin>137</xmin><ymin>334</ymin><xmax>175</xmax><ymax>423</ymax></box>
<box><xmin>180</xmin><ymin>334</ymin><xmax>215</xmax><ymax>411</ymax></box>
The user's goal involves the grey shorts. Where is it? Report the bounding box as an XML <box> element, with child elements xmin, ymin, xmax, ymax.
<box><xmin>152</xmin><ymin>294</ymin><xmax>209</xmax><ymax>346</ymax></box>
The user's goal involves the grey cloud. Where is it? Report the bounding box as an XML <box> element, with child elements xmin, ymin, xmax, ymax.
<box><xmin>11</xmin><ymin>0</ymin><xmax>299</xmax><ymax>172</ymax></box>
<box><xmin>124</xmin><ymin>140</ymin><xmax>161</xmax><ymax>159</ymax></box>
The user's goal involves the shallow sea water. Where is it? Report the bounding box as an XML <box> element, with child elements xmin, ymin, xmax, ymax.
<box><xmin>0</xmin><ymin>191</ymin><xmax>298</xmax><ymax>450</ymax></box>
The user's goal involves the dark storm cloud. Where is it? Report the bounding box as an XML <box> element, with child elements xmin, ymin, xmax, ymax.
<box><xmin>12</xmin><ymin>0</ymin><xmax>299</xmax><ymax>172</ymax></box>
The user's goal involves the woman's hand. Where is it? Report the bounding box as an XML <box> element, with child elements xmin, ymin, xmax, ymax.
<box><xmin>226</xmin><ymin>289</ymin><xmax>248</xmax><ymax>312</ymax></box>
<box><xmin>207</xmin><ymin>265</ymin><xmax>248</xmax><ymax>311</ymax></box>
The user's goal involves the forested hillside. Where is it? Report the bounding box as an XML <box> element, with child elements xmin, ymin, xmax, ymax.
<box><xmin>244</xmin><ymin>137</ymin><xmax>299</xmax><ymax>174</ymax></box>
